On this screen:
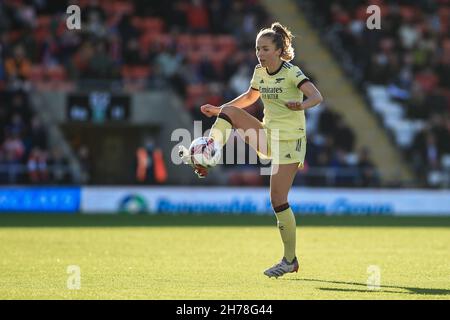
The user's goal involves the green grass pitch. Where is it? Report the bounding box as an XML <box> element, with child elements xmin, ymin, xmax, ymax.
<box><xmin>0</xmin><ymin>214</ymin><xmax>449</xmax><ymax>300</ymax></box>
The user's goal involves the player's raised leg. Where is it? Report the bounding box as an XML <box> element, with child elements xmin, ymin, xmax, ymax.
<box><xmin>209</xmin><ymin>105</ymin><xmax>268</xmax><ymax>157</ymax></box>
<box><xmin>181</xmin><ymin>105</ymin><xmax>268</xmax><ymax>177</ymax></box>
<box><xmin>264</xmin><ymin>162</ymin><xmax>300</xmax><ymax>278</ymax></box>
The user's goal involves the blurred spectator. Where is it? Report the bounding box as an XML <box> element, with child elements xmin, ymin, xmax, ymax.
<box><xmin>147</xmin><ymin>63</ymin><xmax>167</xmax><ymax>89</ymax></box>
<box><xmin>0</xmin><ymin>62</ymin><xmax>59</xmax><ymax>184</ymax></box>
<box><xmin>108</xmin><ymin>33</ymin><xmax>122</xmax><ymax>66</ymax></box>
<box><xmin>0</xmin><ymin>104</ymin><xmax>8</xmax><ymax>142</ymax></box>
<box><xmin>226</xmin><ymin>1</ymin><xmax>245</xmax><ymax>38</ymax></box>
<box><xmin>412</xmin><ymin>127</ymin><xmax>443</xmax><ymax>173</ymax></box>
<box><xmin>84</xmin><ymin>0</ymin><xmax>107</xmax><ymax>22</ymax></box>
<box><xmin>86</xmin><ymin>11</ymin><xmax>107</xmax><ymax>38</ymax></box>
<box><xmin>0</xmin><ymin>149</ymin><xmax>8</xmax><ymax>183</ymax></box>
<box><xmin>0</xmin><ymin>0</ymin><xmax>387</xmax><ymax>188</ymax></box>
<box><xmin>155</xmin><ymin>45</ymin><xmax>183</xmax><ymax>78</ymax></box>
<box><xmin>436</xmin><ymin>39</ymin><xmax>450</xmax><ymax>89</ymax></box>
<box><xmin>2</xmin><ymin>132</ymin><xmax>25</xmax><ymax>163</ymax></box>
<box><xmin>117</xmin><ymin>14</ymin><xmax>139</xmax><ymax>41</ymax></box>
<box><xmin>318</xmin><ymin>103</ymin><xmax>339</xmax><ymax>136</ymax></box>
<box><xmin>166</xmin><ymin>1</ymin><xmax>188</xmax><ymax>32</ymax></box>
<box><xmin>6</xmin><ymin>113</ymin><xmax>26</xmax><ymax>138</ymax></box>
<box><xmin>48</xmin><ymin>147</ymin><xmax>70</xmax><ymax>184</ymax></box>
<box><xmin>306</xmin><ymin>150</ymin><xmax>330</xmax><ymax>186</ymax></box>
<box><xmin>78</xmin><ymin>145</ymin><xmax>92</xmax><ymax>184</ymax></box>
<box><xmin>424</xmin><ymin>132</ymin><xmax>441</xmax><ymax>170</ymax></box>
<box><xmin>197</xmin><ymin>54</ymin><xmax>219</xmax><ymax>82</ymax></box>
<box><xmin>28</xmin><ymin>116</ymin><xmax>48</xmax><ymax>150</ymax></box>
<box><xmin>357</xmin><ymin>147</ymin><xmax>379</xmax><ymax>187</ymax></box>
<box><xmin>208</xmin><ymin>0</ymin><xmax>226</xmax><ymax>34</ymax></box>
<box><xmin>70</xmin><ymin>41</ymin><xmax>95</xmax><ymax>79</ymax></box>
<box><xmin>334</xmin><ymin>115</ymin><xmax>355</xmax><ymax>153</ymax></box>
<box><xmin>87</xmin><ymin>42</ymin><xmax>118</xmax><ymax>79</ymax></box>
<box><xmin>229</xmin><ymin>65</ymin><xmax>251</xmax><ymax>95</ymax></box>
<box><xmin>302</xmin><ymin>0</ymin><xmax>450</xmax><ymax>187</ymax></box>
<box><xmin>1</xmin><ymin>132</ymin><xmax>25</xmax><ymax>184</ymax></box>
<box><xmin>329</xmin><ymin>149</ymin><xmax>351</xmax><ymax>187</ymax></box>
<box><xmin>27</xmin><ymin>147</ymin><xmax>48</xmax><ymax>184</ymax></box>
<box><xmin>8</xmin><ymin>92</ymin><xmax>31</xmax><ymax>122</ymax></box>
<box><xmin>4</xmin><ymin>45</ymin><xmax>31</xmax><ymax>90</ymax></box>
<box><xmin>186</xmin><ymin>0</ymin><xmax>210</xmax><ymax>33</ymax></box>
<box><xmin>86</xmin><ymin>7</ymin><xmax>107</xmax><ymax>38</ymax></box>
<box><xmin>123</xmin><ymin>38</ymin><xmax>146</xmax><ymax>66</ymax></box>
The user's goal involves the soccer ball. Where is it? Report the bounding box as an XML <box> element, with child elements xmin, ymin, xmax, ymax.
<box><xmin>189</xmin><ymin>137</ymin><xmax>221</xmax><ymax>168</ymax></box>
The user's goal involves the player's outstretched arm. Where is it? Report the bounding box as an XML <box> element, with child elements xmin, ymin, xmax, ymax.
<box><xmin>200</xmin><ymin>86</ymin><xmax>260</xmax><ymax>117</ymax></box>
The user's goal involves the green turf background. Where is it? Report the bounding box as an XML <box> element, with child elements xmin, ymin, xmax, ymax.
<box><xmin>1</xmin><ymin>214</ymin><xmax>449</xmax><ymax>299</ymax></box>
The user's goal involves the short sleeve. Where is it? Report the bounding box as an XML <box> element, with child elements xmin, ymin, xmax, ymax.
<box><xmin>291</xmin><ymin>66</ymin><xmax>310</xmax><ymax>89</ymax></box>
<box><xmin>250</xmin><ymin>65</ymin><xmax>261</xmax><ymax>90</ymax></box>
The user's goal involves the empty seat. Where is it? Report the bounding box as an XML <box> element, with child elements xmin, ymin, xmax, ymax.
<box><xmin>114</xmin><ymin>1</ymin><xmax>135</xmax><ymax>15</ymax></box>
<box><xmin>195</xmin><ymin>35</ymin><xmax>214</xmax><ymax>49</ymax></box>
<box><xmin>209</xmin><ymin>51</ymin><xmax>229</xmax><ymax>73</ymax></box>
<box><xmin>36</xmin><ymin>16</ymin><xmax>51</xmax><ymax>29</ymax></box>
<box><xmin>47</xmin><ymin>66</ymin><xmax>67</xmax><ymax>81</ymax></box>
<box><xmin>29</xmin><ymin>66</ymin><xmax>45</xmax><ymax>82</ymax></box>
<box><xmin>176</xmin><ymin>34</ymin><xmax>193</xmax><ymax>52</ymax></box>
<box><xmin>141</xmin><ymin>18</ymin><xmax>165</xmax><ymax>34</ymax></box>
<box><xmin>215</xmin><ymin>35</ymin><xmax>237</xmax><ymax>54</ymax></box>
<box><xmin>121</xmin><ymin>65</ymin><xmax>151</xmax><ymax>80</ymax></box>
<box><xmin>185</xmin><ymin>84</ymin><xmax>208</xmax><ymax>109</ymax></box>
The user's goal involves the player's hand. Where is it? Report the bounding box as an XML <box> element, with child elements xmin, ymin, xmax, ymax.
<box><xmin>285</xmin><ymin>101</ymin><xmax>304</xmax><ymax>111</ymax></box>
<box><xmin>200</xmin><ymin>104</ymin><xmax>221</xmax><ymax>118</ymax></box>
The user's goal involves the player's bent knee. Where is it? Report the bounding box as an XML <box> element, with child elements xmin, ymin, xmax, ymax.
<box><xmin>218</xmin><ymin>106</ymin><xmax>239</xmax><ymax>127</ymax></box>
<box><xmin>220</xmin><ymin>105</ymin><xmax>239</xmax><ymax>119</ymax></box>
<box><xmin>270</xmin><ymin>194</ymin><xmax>288</xmax><ymax>209</ymax></box>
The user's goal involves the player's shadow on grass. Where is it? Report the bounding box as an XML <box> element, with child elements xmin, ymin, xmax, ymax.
<box><xmin>287</xmin><ymin>278</ymin><xmax>450</xmax><ymax>296</ymax></box>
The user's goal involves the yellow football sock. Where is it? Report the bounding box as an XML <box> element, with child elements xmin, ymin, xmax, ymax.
<box><xmin>274</xmin><ymin>203</ymin><xmax>297</xmax><ymax>263</ymax></box>
<box><xmin>209</xmin><ymin>113</ymin><xmax>233</xmax><ymax>148</ymax></box>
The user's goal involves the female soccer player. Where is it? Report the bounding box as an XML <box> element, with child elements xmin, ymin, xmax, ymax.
<box><xmin>188</xmin><ymin>22</ymin><xmax>323</xmax><ymax>278</ymax></box>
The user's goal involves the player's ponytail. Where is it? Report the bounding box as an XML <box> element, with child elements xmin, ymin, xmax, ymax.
<box><xmin>271</xmin><ymin>22</ymin><xmax>294</xmax><ymax>61</ymax></box>
<box><xmin>257</xmin><ymin>22</ymin><xmax>295</xmax><ymax>61</ymax></box>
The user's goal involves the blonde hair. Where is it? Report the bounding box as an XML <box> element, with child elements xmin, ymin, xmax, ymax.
<box><xmin>257</xmin><ymin>22</ymin><xmax>295</xmax><ymax>61</ymax></box>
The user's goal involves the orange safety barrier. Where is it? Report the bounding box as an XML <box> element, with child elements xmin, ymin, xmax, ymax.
<box><xmin>153</xmin><ymin>148</ymin><xmax>167</xmax><ymax>183</ymax></box>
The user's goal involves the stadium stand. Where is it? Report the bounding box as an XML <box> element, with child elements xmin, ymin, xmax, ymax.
<box><xmin>297</xmin><ymin>0</ymin><xmax>450</xmax><ymax>187</ymax></box>
<box><xmin>0</xmin><ymin>0</ymin><xmax>391</xmax><ymax>187</ymax></box>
